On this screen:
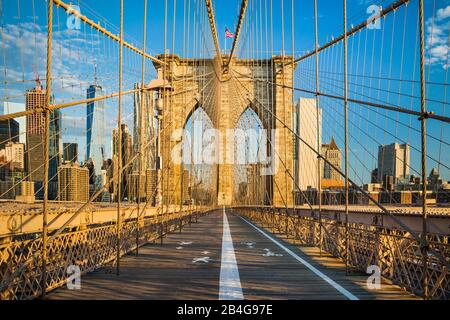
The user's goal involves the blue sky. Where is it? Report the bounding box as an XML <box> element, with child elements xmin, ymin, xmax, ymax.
<box><xmin>0</xmin><ymin>0</ymin><xmax>449</xmax><ymax>183</ymax></box>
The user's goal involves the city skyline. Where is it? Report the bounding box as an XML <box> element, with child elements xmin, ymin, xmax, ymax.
<box><xmin>0</xmin><ymin>80</ymin><xmax>447</xmax><ymax>201</ymax></box>
<box><xmin>0</xmin><ymin>1</ymin><xmax>448</xmax><ymax>185</ymax></box>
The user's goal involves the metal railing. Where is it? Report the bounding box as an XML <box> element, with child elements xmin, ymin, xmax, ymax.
<box><xmin>0</xmin><ymin>208</ymin><xmax>212</xmax><ymax>300</ymax></box>
<box><xmin>234</xmin><ymin>206</ymin><xmax>449</xmax><ymax>300</ymax></box>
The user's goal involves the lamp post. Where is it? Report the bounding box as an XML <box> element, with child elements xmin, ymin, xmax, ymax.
<box><xmin>155</xmin><ymin>90</ymin><xmax>164</xmax><ymax>207</ymax></box>
<box><xmin>149</xmin><ymin>72</ymin><xmax>173</xmax><ymax>245</ymax></box>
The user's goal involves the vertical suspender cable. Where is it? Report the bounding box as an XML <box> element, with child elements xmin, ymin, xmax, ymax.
<box><xmin>418</xmin><ymin>0</ymin><xmax>429</xmax><ymax>299</ymax></box>
<box><xmin>163</xmin><ymin>0</ymin><xmax>175</xmax><ymax>234</ymax></box>
<box><xmin>270</xmin><ymin>0</ymin><xmax>274</xmax><ymax>207</ymax></box>
<box><xmin>313</xmin><ymin>0</ymin><xmax>323</xmax><ymax>255</ymax></box>
<box><xmin>41</xmin><ymin>0</ymin><xmax>53</xmax><ymax>297</ymax></box>
<box><xmin>343</xmin><ymin>0</ymin><xmax>350</xmax><ymax>273</ymax></box>
<box><xmin>181</xmin><ymin>0</ymin><xmax>186</xmax><ymax>213</ymax></box>
<box><xmin>136</xmin><ymin>0</ymin><xmax>148</xmax><ymax>255</ymax></box>
<box><xmin>280</xmin><ymin>0</ymin><xmax>289</xmax><ymax>235</ymax></box>
<box><xmin>116</xmin><ymin>0</ymin><xmax>124</xmax><ymax>276</ymax></box>
<box><xmin>161</xmin><ymin>0</ymin><xmax>168</xmax><ymax>244</ymax></box>
<box><xmin>264</xmin><ymin>0</ymin><xmax>269</xmax><ymax>206</ymax></box>
<box><xmin>225</xmin><ymin>0</ymin><xmax>248</xmax><ymax>68</ymax></box>
<box><xmin>291</xmin><ymin>0</ymin><xmax>295</xmax><ymax>234</ymax></box>
<box><xmin>170</xmin><ymin>0</ymin><xmax>178</xmax><ymax>219</ymax></box>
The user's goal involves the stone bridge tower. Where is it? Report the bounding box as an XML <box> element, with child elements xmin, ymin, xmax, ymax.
<box><xmin>150</xmin><ymin>54</ymin><xmax>295</xmax><ymax>207</ymax></box>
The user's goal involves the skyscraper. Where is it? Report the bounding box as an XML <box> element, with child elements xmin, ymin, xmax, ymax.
<box><xmin>0</xmin><ymin>119</ymin><xmax>19</xmax><ymax>149</ymax></box>
<box><xmin>1</xmin><ymin>102</ymin><xmax>26</xmax><ymax>143</ymax></box>
<box><xmin>26</xmin><ymin>89</ymin><xmax>46</xmax><ymax>187</ymax></box>
<box><xmin>26</xmin><ymin>88</ymin><xmax>61</xmax><ymax>199</ymax></box>
<box><xmin>26</xmin><ymin>89</ymin><xmax>46</xmax><ymax>135</ymax></box>
<box><xmin>182</xmin><ymin>169</ymin><xmax>191</xmax><ymax>204</ymax></box>
<box><xmin>294</xmin><ymin>98</ymin><xmax>322</xmax><ymax>191</ymax></box>
<box><xmin>85</xmin><ymin>84</ymin><xmax>106</xmax><ymax>200</ymax></box>
<box><xmin>321</xmin><ymin>137</ymin><xmax>342</xmax><ymax>181</ymax></box>
<box><xmin>63</xmin><ymin>142</ymin><xmax>78</xmax><ymax>164</ymax></box>
<box><xmin>146</xmin><ymin>168</ymin><xmax>157</xmax><ymax>206</ymax></box>
<box><xmin>377</xmin><ymin>143</ymin><xmax>410</xmax><ymax>184</ymax></box>
<box><xmin>133</xmin><ymin>83</ymin><xmax>156</xmax><ymax>175</ymax></box>
<box><xmin>0</xmin><ymin>142</ymin><xmax>25</xmax><ymax>170</ymax></box>
<box><xmin>58</xmin><ymin>162</ymin><xmax>89</xmax><ymax>202</ymax></box>
<box><xmin>0</xmin><ymin>142</ymin><xmax>25</xmax><ymax>200</ymax></box>
<box><xmin>246</xmin><ymin>164</ymin><xmax>264</xmax><ymax>205</ymax></box>
<box><xmin>112</xmin><ymin>124</ymin><xmax>133</xmax><ymax>201</ymax></box>
<box><xmin>49</xmin><ymin>109</ymin><xmax>62</xmax><ymax>199</ymax></box>
<box><xmin>86</xmin><ymin>84</ymin><xmax>105</xmax><ymax>177</ymax></box>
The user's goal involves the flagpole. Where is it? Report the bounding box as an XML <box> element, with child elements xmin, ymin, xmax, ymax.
<box><xmin>224</xmin><ymin>28</ymin><xmax>227</xmax><ymax>54</ymax></box>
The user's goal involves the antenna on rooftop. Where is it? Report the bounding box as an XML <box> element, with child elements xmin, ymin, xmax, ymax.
<box><xmin>94</xmin><ymin>60</ymin><xmax>98</xmax><ymax>86</ymax></box>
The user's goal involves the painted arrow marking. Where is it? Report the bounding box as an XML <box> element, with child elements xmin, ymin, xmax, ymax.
<box><xmin>192</xmin><ymin>257</ymin><xmax>212</xmax><ymax>264</ymax></box>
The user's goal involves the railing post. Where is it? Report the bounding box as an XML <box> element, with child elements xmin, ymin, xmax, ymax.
<box><xmin>41</xmin><ymin>0</ymin><xmax>54</xmax><ymax>298</ymax></box>
<box><xmin>116</xmin><ymin>0</ymin><xmax>124</xmax><ymax>276</ymax></box>
<box><xmin>418</xmin><ymin>0</ymin><xmax>429</xmax><ymax>299</ymax></box>
<box><xmin>160</xmin><ymin>211</ymin><xmax>164</xmax><ymax>245</ymax></box>
<box><xmin>272</xmin><ymin>207</ymin><xmax>275</xmax><ymax>233</ymax></box>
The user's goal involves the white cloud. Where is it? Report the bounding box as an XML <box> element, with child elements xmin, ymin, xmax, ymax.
<box><xmin>437</xmin><ymin>6</ymin><xmax>450</xmax><ymax>21</ymax></box>
<box><xmin>426</xmin><ymin>5</ymin><xmax>450</xmax><ymax>69</ymax></box>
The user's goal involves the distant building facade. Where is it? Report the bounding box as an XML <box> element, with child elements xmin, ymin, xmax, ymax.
<box><xmin>321</xmin><ymin>137</ymin><xmax>342</xmax><ymax>181</ymax></box>
<box><xmin>0</xmin><ymin>141</ymin><xmax>25</xmax><ymax>199</ymax></box>
<box><xmin>182</xmin><ymin>169</ymin><xmax>191</xmax><ymax>204</ymax></box>
<box><xmin>133</xmin><ymin>83</ymin><xmax>155</xmax><ymax>172</ymax></box>
<box><xmin>1</xmin><ymin>102</ymin><xmax>26</xmax><ymax>143</ymax></box>
<box><xmin>294</xmin><ymin>98</ymin><xmax>322</xmax><ymax>191</ymax></box>
<box><xmin>58</xmin><ymin>163</ymin><xmax>89</xmax><ymax>202</ymax></box>
<box><xmin>112</xmin><ymin>124</ymin><xmax>133</xmax><ymax>201</ymax></box>
<box><xmin>86</xmin><ymin>85</ymin><xmax>105</xmax><ymax>177</ymax></box>
<box><xmin>26</xmin><ymin>88</ymin><xmax>61</xmax><ymax>199</ymax></box>
<box><xmin>0</xmin><ymin>119</ymin><xmax>19</xmax><ymax>149</ymax></box>
<box><xmin>146</xmin><ymin>169</ymin><xmax>157</xmax><ymax>206</ymax></box>
<box><xmin>0</xmin><ymin>142</ymin><xmax>25</xmax><ymax>170</ymax></box>
<box><xmin>63</xmin><ymin>142</ymin><xmax>78</xmax><ymax>164</ymax></box>
<box><xmin>377</xmin><ymin>143</ymin><xmax>410</xmax><ymax>184</ymax></box>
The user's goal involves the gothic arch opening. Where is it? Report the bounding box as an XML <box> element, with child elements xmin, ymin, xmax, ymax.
<box><xmin>232</xmin><ymin>107</ymin><xmax>270</xmax><ymax>205</ymax></box>
<box><xmin>181</xmin><ymin>106</ymin><xmax>216</xmax><ymax>206</ymax></box>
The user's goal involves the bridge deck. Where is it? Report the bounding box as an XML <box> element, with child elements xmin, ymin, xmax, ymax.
<box><xmin>48</xmin><ymin>209</ymin><xmax>417</xmax><ymax>300</ymax></box>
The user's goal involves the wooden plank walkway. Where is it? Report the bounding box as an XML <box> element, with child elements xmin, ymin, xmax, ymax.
<box><xmin>48</xmin><ymin>209</ymin><xmax>417</xmax><ymax>300</ymax></box>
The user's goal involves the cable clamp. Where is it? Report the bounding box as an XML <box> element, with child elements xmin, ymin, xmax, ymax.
<box><xmin>418</xmin><ymin>111</ymin><xmax>434</xmax><ymax>121</ymax></box>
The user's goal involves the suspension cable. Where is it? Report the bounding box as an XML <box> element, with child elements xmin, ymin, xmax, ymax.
<box><xmin>205</xmin><ymin>0</ymin><xmax>223</xmax><ymax>65</ymax></box>
<box><xmin>224</xmin><ymin>0</ymin><xmax>249</xmax><ymax>67</ymax></box>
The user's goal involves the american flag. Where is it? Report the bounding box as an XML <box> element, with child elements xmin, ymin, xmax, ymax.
<box><xmin>225</xmin><ymin>28</ymin><xmax>234</xmax><ymax>38</ymax></box>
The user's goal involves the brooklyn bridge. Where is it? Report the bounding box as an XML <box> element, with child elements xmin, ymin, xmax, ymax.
<box><xmin>0</xmin><ymin>0</ymin><xmax>449</xmax><ymax>300</ymax></box>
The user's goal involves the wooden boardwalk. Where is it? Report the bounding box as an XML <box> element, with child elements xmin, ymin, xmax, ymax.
<box><xmin>49</xmin><ymin>209</ymin><xmax>417</xmax><ymax>300</ymax></box>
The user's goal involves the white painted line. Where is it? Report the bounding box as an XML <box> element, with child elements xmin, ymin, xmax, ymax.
<box><xmin>239</xmin><ymin>215</ymin><xmax>359</xmax><ymax>301</ymax></box>
<box><xmin>219</xmin><ymin>207</ymin><xmax>244</xmax><ymax>300</ymax></box>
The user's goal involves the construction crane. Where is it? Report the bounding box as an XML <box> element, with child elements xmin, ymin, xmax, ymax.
<box><xmin>32</xmin><ymin>64</ymin><xmax>42</xmax><ymax>91</ymax></box>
